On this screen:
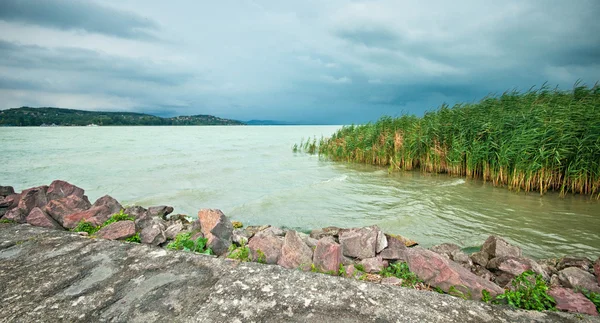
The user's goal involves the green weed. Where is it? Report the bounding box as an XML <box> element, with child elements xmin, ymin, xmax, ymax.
<box><xmin>167</xmin><ymin>232</ymin><xmax>213</xmax><ymax>255</ymax></box>
<box><xmin>493</xmin><ymin>270</ymin><xmax>556</xmax><ymax>311</ymax></box>
<box><xmin>577</xmin><ymin>288</ymin><xmax>600</xmax><ymax>313</ymax></box>
<box><xmin>125</xmin><ymin>232</ymin><xmax>141</xmax><ymax>243</ymax></box>
<box><xmin>378</xmin><ymin>262</ymin><xmax>423</xmax><ymax>288</ymax></box>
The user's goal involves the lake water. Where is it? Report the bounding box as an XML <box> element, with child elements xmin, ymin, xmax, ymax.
<box><xmin>1</xmin><ymin>126</ymin><xmax>599</xmax><ymax>259</ymax></box>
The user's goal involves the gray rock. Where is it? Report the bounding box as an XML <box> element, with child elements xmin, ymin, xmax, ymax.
<box><xmin>245</xmin><ymin>224</ymin><xmax>270</xmax><ymax>237</ymax></box>
<box><xmin>430</xmin><ymin>243</ymin><xmax>461</xmax><ymax>259</ymax></box>
<box><xmin>255</xmin><ymin>226</ymin><xmax>285</xmax><ymax>237</ymax></box>
<box><xmin>339</xmin><ymin>226</ymin><xmax>385</xmax><ymax>260</ymax></box>
<box><xmin>232</xmin><ymin>228</ymin><xmax>249</xmax><ymax>246</ymax></box>
<box><xmin>381</xmin><ymin>277</ymin><xmax>403</xmax><ymax>286</ymax></box>
<box><xmin>164</xmin><ymin>221</ymin><xmax>184</xmax><ymax>240</ymax></box>
<box><xmin>558</xmin><ymin>267</ymin><xmax>600</xmax><ymax>293</ymax></box>
<box><xmin>197</xmin><ymin>209</ymin><xmax>233</xmax><ymax>256</ymax></box>
<box><xmin>379</xmin><ymin>234</ymin><xmax>408</xmax><ymax>260</ymax></box>
<box><xmin>124</xmin><ymin>206</ymin><xmax>148</xmax><ymax>219</ymax></box>
<box><xmin>481</xmin><ymin>235</ymin><xmax>522</xmax><ymax>258</ymax></box>
<box><xmin>451</xmin><ymin>250</ymin><xmax>473</xmax><ymax>268</ymax></box>
<box><xmin>140</xmin><ymin>223</ymin><xmax>166</xmax><ymax>246</ymax></box>
<box><xmin>0</xmin><ymin>225</ymin><xmax>590</xmax><ymax>323</ymax></box>
<box><xmin>310</xmin><ymin>226</ymin><xmax>343</xmax><ymax>241</ymax></box>
<box><xmin>0</xmin><ymin>186</ymin><xmax>15</xmax><ymax>197</ymax></box>
<box><xmin>470</xmin><ymin>251</ymin><xmax>490</xmax><ymax>267</ymax></box>
<box><xmin>277</xmin><ymin>230</ymin><xmax>313</xmax><ymax>270</ymax></box>
<box><xmin>557</xmin><ymin>256</ymin><xmax>593</xmax><ymax>272</ymax></box>
<box><xmin>147</xmin><ymin>206</ymin><xmax>174</xmax><ymax>219</ymax></box>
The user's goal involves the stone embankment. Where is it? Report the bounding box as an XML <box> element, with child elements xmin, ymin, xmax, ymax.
<box><xmin>1</xmin><ymin>181</ymin><xmax>599</xmax><ymax>321</ymax></box>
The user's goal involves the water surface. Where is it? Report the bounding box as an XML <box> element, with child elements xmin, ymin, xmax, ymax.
<box><xmin>1</xmin><ymin>126</ymin><xmax>599</xmax><ymax>259</ymax></box>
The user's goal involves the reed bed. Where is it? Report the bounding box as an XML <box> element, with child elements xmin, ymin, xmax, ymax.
<box><xmin>299</xmin><ymin>83</ymin><xmax>600</xmax><ymax>198</ymax></box>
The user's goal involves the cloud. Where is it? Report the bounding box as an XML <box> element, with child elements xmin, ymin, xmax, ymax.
<box><xmin>0</xmin><ymin>0</ymin><xmax>159</xmax><ymax>40</ymax></box>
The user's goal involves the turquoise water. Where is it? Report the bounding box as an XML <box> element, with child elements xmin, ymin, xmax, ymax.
<box><xmin>1</xmin><ymin>126</ymin><xmax>599</xmax><ymax>259</ymax></box>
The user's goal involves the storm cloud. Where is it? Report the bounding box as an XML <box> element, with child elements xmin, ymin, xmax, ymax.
<box><xmin>0</xmin><ymin>0</ymin><xmax>598</xmax><ymax>123</ymax></box>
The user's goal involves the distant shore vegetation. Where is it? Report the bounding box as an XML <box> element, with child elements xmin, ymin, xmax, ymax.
<box><xmin>296</xmin><ymin>83</ymin><xmax>600</xmax><ymax>198</ymax></box>
<box><xmin>0</xmin><ymin>107</ymin><xmax>245</xmax><ymax>126</ymax></box>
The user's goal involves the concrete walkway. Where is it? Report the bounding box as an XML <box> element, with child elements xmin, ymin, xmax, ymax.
<box><xmin>0</xmin><ymin>224</ymin><xmax>597</xmax><ymax>322</ymax></box>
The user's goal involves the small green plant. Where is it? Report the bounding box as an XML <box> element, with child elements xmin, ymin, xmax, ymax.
<box><xmin>493</xmin><ymin>271</ymin><xmax>556</xmax><ymax>311</ymax></box>
<box><xmin>482</xmin><ymin>289</ymin><xmax>492</xmax><ymax>303</ymax></box>
<box><xmin>125</xmin><ymin>232</ymin><xmax>141</xmax><ymax>243</ymax></box>
<box><xmin>433</xmin><ymin>286</ymin><xmax>444</xmax><ymax>294</ymax></box>
<box><xmin>103</xmin><ymin>210</ymin><xmax>134</xmax><ymax>226</ymax></box>
<box><xmin>231</xmin><ymin>221</ymin><xmax>243</xmax><ymax>229</ymax></box>
<box><xmin>310</xmin><ymin>263</ymin><xmax>318</xmax><ymax>273</ymax></box>
<box><xmin>378</xmin><ymin>262</ymin><xmax>422</xmax><ymax>288</ymax></box>
<box><xmin>256</xmin><ymin>249</ymin><xmax>267</xmax><ymax>264</ymax></box>
<box><xmin>227</xmin><ymin>241</ymin><xmax>251</xmax><ymax>262</ymax></box>
<box><xmin>577</xmin><ymin>288</ymin><xmax>600</xmax><ymax>313</ymax></box>
<box><xmin>354</xmin><ymin>263</ymin><xmax>365</xmax><ymax>272</ymax></box>
<box><xmin>338</xmin><ymin>264</ymin><xmax>347</xmax><ymax>276</ymax></box>
<box><xmin>167</xmin><ymin>232</ymin><xmax>213</xmax><ymax>255</ymax></box>
<box><xmin>0</xmin><ymin>219</ymin><xmax>16</xmax><ymax>224</ymax></box>
<box><xmin>72</xmin><ymin>221</ymin><xmax>100</xmax><ymax>235</ymax></box>
<box><xmin>449</xmin><ymin>285</ymin><xmax>471</xmax><ymax>300</ymax></box>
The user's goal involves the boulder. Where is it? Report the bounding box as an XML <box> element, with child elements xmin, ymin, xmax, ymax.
<box><xmin>26</xmin><ymin>207</ymin><xmax>63</xmax><ymax>230</ymax></box>
<box><xmin>557</xmin><ymin>256</ymin><xmax>593</xmax><ymax>272</ymax></box>
<box><xmin>167</xmin><ymin>214</ymin><xmax>190</xmax><ymax>224</ymax></box>
<box><xmin>430</xmin><ymin>243</ymin><xmax>461</xmax><ymax>259</ymax></box>
<box><xmin>165</xmin><ymin>221</ymin><xmax>184</xmax><ymax>240</ymax></box>
<box><xmin>451</xmin><ymin>250</ymin><xmax>474</xmax><ymax>268</ymax></box>
<box><xmin>0</xmin><ymin>193</ymin><xmax>20</xmax><ymax>209</ymax></box>
<box><xmin>471</xmin><ymin>265</ymin><xmax>494</xmax><ymax>282</ymax></box>
<box><xmin>595</xmin><ymin>258</ymin><xmax>600</xmax><ymax>285</ymax></box>
<box><xmin>147</xmin><ymin>205</ymin><xmax>174</xmax><ymax>219</ymax></box>
<box><xmin>197</xmin><ymin>209</ymin><xmax>233</xmax><ymax>256</ymax></box>
<box><xmin>379</xmin><ymin>234</ymin><xmax>408</xmax><ymax>260</ymax></box>
<box><xmin>92</xmin><ymin>195</ymin><xmax>122</xmax><ymax>215</ymax></box>
<box><xmin>46</xmin><ymin>180</ymin><xmax>85</xmax><ymax>201</ymax></box>
<box><xmin>298</xmin><ymin>232</ymin><xmax>318</xmax><ymax>249</ymax></box>
<box><xmin>232</xmin><ymin>228</ymin><xmax>249</xmax><ymax>246</ymax></box>
<box><xmin>405</xmin><ymin>247</ymin><xmax>504</xmax><ymax>300</ymax></box>
<box><xmin>548</xmin><ymin>287</ymin><xmax>598</xmax><ymax>316</ymax></box>
<box><xmin>248</xmin><ymin>232</ymin><xmax>283</xmax><ymax>264</ymax></box>
<box><xmin>140</xmin><ymin>221</ymin><xmax>167</xmax><ymax>246</ymax></box>
<box><xmin>310</xmin><ymin>226</ymin><xmax>343</xmax><ymax>241</ymax></box>
<box><xmin>17</xmin><ymin>186</ymin><xmax>49</xmax><ymax>215</ymax></box>
<box><xmin>313</xmin><ymin>237</ymin><xmax>343</xmax><ymax>274</ymax></box>
<box><xmin>96</xmin><ymin>221</ymin><xmax>136</xmax><ymax>240</ymax></box>
<box><xmin>277</xmin><ymin>230</ymin><xmax>313</xmax><ymax>270</ymax></box>
<box><xmin>255</xmin><ymin>226</ymin><xmax>285</xmax><ymax>237</ymax></box>
<box><xmin>470</xmin><ymin>251</ymin><xmax>490</xmax><ymax>267</ymax></box>
<box><xmin>359</xmin><ymin>256</ymin><xmax>389</xmax><ymax>273</ymax></box>
<box><xmin>0</xmin><ymin>186</ymin><xmax>15</xmax><ymax>197</ymax></box>
<box><xmin>84</xmin><ymin>205</ymin><xmax>116</xmax><ymax>227</ymax></box>
<box><xmin>125</xmin><ymin>206</ymin><xmax>148</xmax><ymax>219</ymax></box>
<box><xmin>386</xmin><ymin>233</ymin><xmax>418</xmax><ymax>247</ymax></box>
<box><xmin>558</xmin><ymin>267</ymin><xmax>600</xmax><ymax>293</ymax></box>
<box><xmin>245</xmin><ymin>225</ymin><xmax>271</xmax><ymax>237</ymax></box>
<box><xmin>538</xmin><ymin>258</ymin><xmax>559</xmax><ymax>277</ymax></box>
<box><xmin>45</xmin><ymin>195</ymin><xmax>92</xmax><ymax>226</ymax></box>
<box><xmin>3</xmin><ymin>208</ymin><xmax>27</xmax><ymax>223</ymax></box>
<box><xmin>339</xmin><ymin>226</ymin><xmax>386</xmax><ymax>260</ymax></box>
<box><xmin>481</xmin><ymin>235</ymin><xmax>522</xmax><ymax>258</ymax></box>
<box><xmin>486</xmin><ymin>256</ymin><xmax>547</xmax><ymax>287</ymax></box>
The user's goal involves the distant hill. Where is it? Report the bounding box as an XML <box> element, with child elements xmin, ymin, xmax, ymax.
<box><xmin>0</xmin><ymin>107</ymin><xmax>245</xmax><ymax>126</ymax></box>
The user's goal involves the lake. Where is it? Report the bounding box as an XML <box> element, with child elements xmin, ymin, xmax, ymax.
<box><xmin>1</xmin><ymin>126</ymin><xmax>599</xmax><ymax>259</ymax></box>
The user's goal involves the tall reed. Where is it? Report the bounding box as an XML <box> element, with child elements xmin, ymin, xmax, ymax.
<box><xmin>302</xmin><ymin>83</ymin><xmax>600</xmax><ymax>198</ymax></box>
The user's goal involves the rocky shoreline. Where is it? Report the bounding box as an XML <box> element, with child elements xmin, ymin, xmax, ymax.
<box><xmin>1</xmin><ymin>181</ymin><xmax>599</xmax><ymax>317</ymax></box>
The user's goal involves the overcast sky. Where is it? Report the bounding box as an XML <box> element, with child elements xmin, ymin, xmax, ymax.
<box><xmin>0</xmin><ymin>0</ymin><xmax>598</xmax><ymax>123</ymax></box>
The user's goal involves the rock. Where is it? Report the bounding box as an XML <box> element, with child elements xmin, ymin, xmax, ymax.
<box><xmin>310</xmin><ymin>226</ymin><xmax>343</xmax><ymax>240</ymax></box>
<box><xmin>451</xmin><ymin>250</ymin><xmax>473</xmax><ymax>268</ymax></box>
<box><xmin>83</xmin><ymin>205</ymin><xmax>116</xmax><ymax>227</ymax></box>
<box><xmin>0</xmin><ymin>194</ymin><xmax>20</xmax><ymax>209</ymax></box>
<box><xmin>471</xmin><ymin>265</ymin><xmax>494</xmax><ymax>282</ymax></box>
<box><xmin>548</xmin><ymin>287</ymin><xmax>598</xmax><ymax>316</ymax></box>
<box><xmin>406</xmin><ymin>247</ymin><xmax>504</xmax><ymax>300</ymax></box>
<box><xmin>45</xmin><ymin>195</ymin><xmax>92</xmax><ymax>226</ymax></box>
<box><xmin>558</xmin><ymin>267</ymin><xmax>600</xmax><ymax>293</ymax></box>
<box><xmin>430</xmin><ymin>243</ymin><xmax>461</xmax><ymax>259</ymax></box>
<box><xmin>557</xmin><ymin>256</ymin><xmax>593</xmax><ymax>272</ymax></box>
<box><xmin>0</xmin><ymin>186</ymin><xmax>15</xmax><ymax>197</ymax></box>
<box><xmin>255</xmin><ymin>226</ymin><xmax>285</xmax><ymax>237</ymax></box>
<box><xmin>140</xmin><ymin>222</ymin><xmax>167</xmax><ymax>246</ymax></box>
<box><xmin>381</xmin><ymin>277</ymin><xmax>403</xmax><ymax>286</ymax></box>
<box><xmin>470</xmin><ymin>251</ymin><xmax>490</xmax><ymax>267</ymax></box>
<box><xmin>359</xmin><ymin>256</ymin><xmax>389</xmax><ymax>273</ymax></box>
<box><xmin>232</xmin><ymin>228</ymin><xmax>249</xmax><ymax>246</ymax></box>
<box><xmin>537</xmin><ymin>258</ymin><xmax>559</xmax><ymax>277</ymax></box>
<box><xmin>96</xmin><ymin>221</ymin><xmax>136</xmax><ymax>240</ymax></box>
<box><xmin>277</xmin><ymin>230</ymin><xmax>313</xmax><ymax>270</ymax></box>
<box><xmin>124</xmin><ymin>206</ymin><xmax>148</xmax><ymax>219</ymax></box>
<box><xmin>595</xmin><ymin>258</ymin><xmax>600</xmax><ymax>285</ymax></box>
<box><xmin>313</xmin><ymin>237</ymin><xmax>343</xmax><ymax>274</ymax></box>
<box><xmin>197</xmin><ymin>209</ymin><xmax>233</xmax><ymax>256</ymax></box>
<box><xmin>550</xmin><ymin>274</ymin><xmax>560</xmax><ymax>287</ymax></box>
<box><xmin>92</xmin><ymin>195</ymin><xmax>122</xmax><ymax>215</ymax></box>
<box><xmin>2</xmin><ymin>208</ymin><xmax>27</xmax><ymax>223</ymax></box>
<box><xmin>245</xmin><ymin>225</ymin><xmax>270</xmax><ymax>237</ymax></box>
<box><xmin>339</xmin><ymin>226</ymin><xmax>386</xmax><ymax>260</ymax></box>
<box><xmin>147</xmin><ymin>205</ymin><xmax>174</xmax><ymax>219</ymax></box>
<box><xmin>231</xmin><ymin>221</ymin><xmax>243</xmax><ymax>229</ymax></box>
<box><xmin>360</xmin><ymin>273</ymin><xmax>383</xmax><ymax>283</ymax></box>
<box><xmin>17</xmin><ymin>186</ymin><xmax>49</xmax><ymax>214</ymax></box>
<box><xmin>297</xmin><ymin>232</ymin><xmax>318</xmax><ymax>249</ymax></box>
<box><xmin>167</xmin><ymin>214</ymin><xmax>190</xmax><ymax>224</ymax></box>
<box><xmin>248</xmin><ymin>232</ymin><xmax>283</xmax><ymax>264</ymax></box>
<box><xmin>386</xmin><ymin>233</ymin><xmax>418</xmax><ymax>247</ymax></box>
<box><xmin>26</xmin><ymin>207</ymin><xmax>63</xmax><ymax>230</ymax></box>
<box><xmin>46</xmin><ymin>180</ymin><xmax>85</xmax><ymax>201</ymax></box>
<box><xmin>486</xmin><ymin>256</ymin><xmax>547</xmax><ymax>287</ymax></box>
<box><xmin>481</xmin><ymin>235</ymin><xmax>522</xmax><ymax>258</ymax></box>
<box><xmin>165</xmin><ymin>221</ymin><xmax>184</xmax><ymax>240</ymax></box>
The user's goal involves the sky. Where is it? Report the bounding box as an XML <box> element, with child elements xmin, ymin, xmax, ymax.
<box><xmin>0</xmin><ymin>1</ymin><xmax>599</xmax><ymax>124</ymax></box>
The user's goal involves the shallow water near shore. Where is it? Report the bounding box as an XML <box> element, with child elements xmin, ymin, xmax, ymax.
<box><xmin>1</xmin><ymin>126</ymin><xmax>599</xmax><ymax>259</ymax></box>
